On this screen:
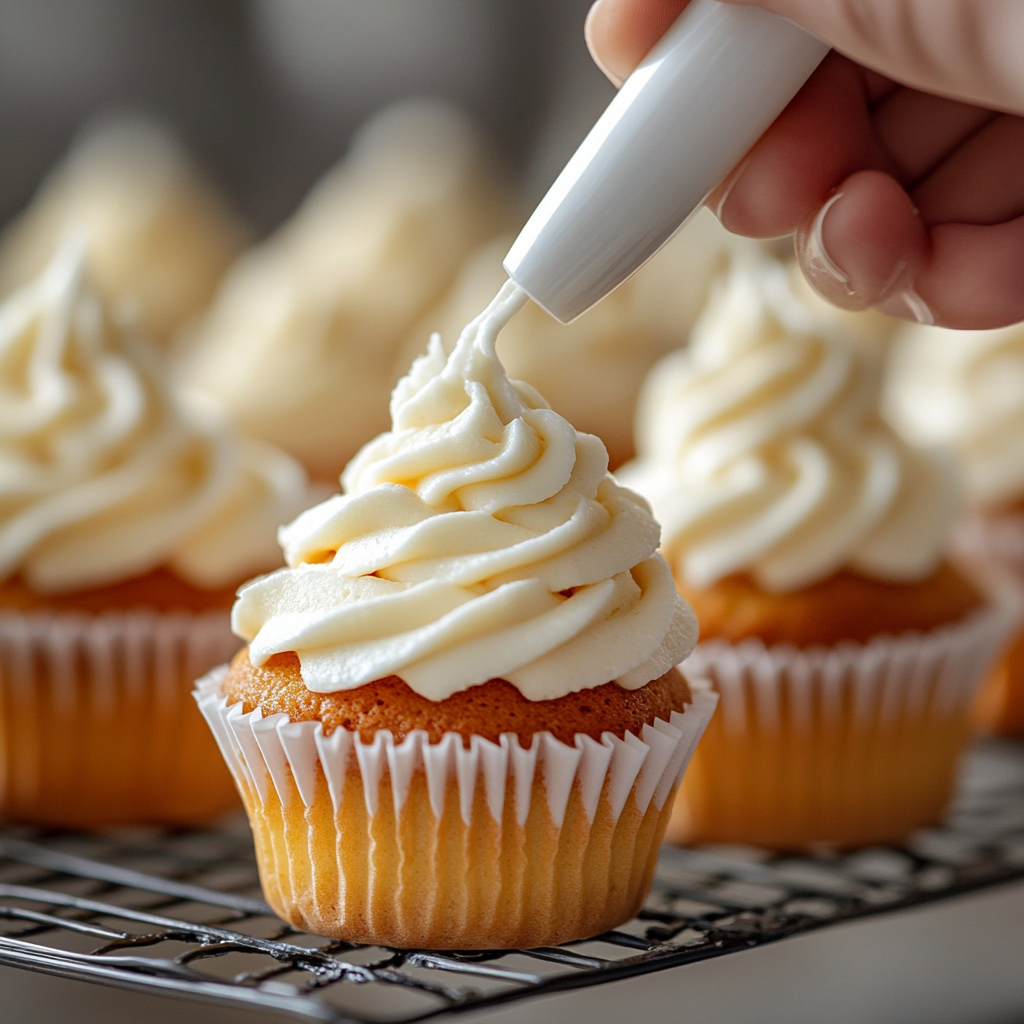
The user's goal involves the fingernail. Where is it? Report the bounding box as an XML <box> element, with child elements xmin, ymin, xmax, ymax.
<box><xmin>879</xmin><ymin>257</ymin><xmax>908</xmax><ymax>298</ymax></box>
<box><xmin>711</xmin><ymin>155</ymin><xmax>751</xmax><ymax>221</ymax></box>
<box><xmin>879</xmin><ymin>287</ymin><xmax>935</xmax><ymax>325</ymax></box>
<box><xmin>804</xmin><ymin>192</ymin><xmax>855</xmax><ymax>297</ymax></box>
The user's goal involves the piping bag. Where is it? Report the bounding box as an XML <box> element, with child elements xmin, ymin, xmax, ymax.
<box><xmin>504</xmin><ymin>0</ymin><xmax>829</xmax><ymax>323</ymax></box>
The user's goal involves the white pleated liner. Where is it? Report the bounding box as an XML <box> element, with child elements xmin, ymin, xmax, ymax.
<box><xmin>0</xmin><ymin>608</ymin><xmax>241</xmax><ymax>809</ymax></box>
<box><xmin>681</xmin><ymin>602</ymin><xmax>1018</xmax><ymax>738</ymax></box>
<box><xmin>195</xmin><ymin>670</ymin><xmax>718</xmax><ymax>828</ymax></box>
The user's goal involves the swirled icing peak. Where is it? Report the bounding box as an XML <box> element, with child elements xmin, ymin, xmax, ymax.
<box><xmin>618</xmin><ymin>257</ymin><xmax>959</xmax><ymax>593</ymax></box>
<box><xmin>0</xmin><ymin>241</ymin><xmax>310</xmax><ymax>594</ymax></box>
<box><xmin>232</xmin><ymin>281</ymin><xmax>697</xmax><ymax>701</ymax></box>
<box><xmin>885</xmin><ymin>322</ymin><xmax>1024</xmax><ymax>509</ymax></box>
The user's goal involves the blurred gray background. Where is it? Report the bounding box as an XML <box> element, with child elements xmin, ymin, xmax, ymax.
<box><xmin>0</xmin><ymin>0</ymin><xmax>615</xmax><ymax>233</ymax></box>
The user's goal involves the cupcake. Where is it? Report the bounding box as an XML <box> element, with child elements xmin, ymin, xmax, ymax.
<box><xmin>0</xmin><ymin>115</ymin><xmax>246</xmax><ymax>346</ymax></box>
<box><xmin>195</xmin><ymin>280</ymin><xmax>714</xmax><ymax>949</ymax></box>
<box><xmin>401</xmin><ymin>207</ymin><xmax>736</xmax><ymax>469</ymax></box>
<box><xmin>181</xmin><ymin>100</ymin><xmax>514</xmax><ymax>483</ymax></box>
<box><xmin>619</xmin><ymin>256</ymin><xmax>1013</xmax><ymax>849</ymax></box>
<box><xmin>0</xmin><ymin>241</ymin><xmax>312</xmax><ymax>827</ymax></box>
<box><xmin>886</xmin><ymin>321</ymin><xmax>1024</xmax><ymax>736</ymax></box>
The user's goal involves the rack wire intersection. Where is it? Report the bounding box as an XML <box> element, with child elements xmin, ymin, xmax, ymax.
<box><xmin>0</xmin><ymin>740</ymin><xmax>1022</xmax><ymax>1023</ymax></box>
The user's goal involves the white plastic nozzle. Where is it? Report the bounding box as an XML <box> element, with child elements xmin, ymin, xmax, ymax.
<box><xmin>504</xmin><ymin>0</ymin><xmax>828</xmax><ymax>324</ymax></box>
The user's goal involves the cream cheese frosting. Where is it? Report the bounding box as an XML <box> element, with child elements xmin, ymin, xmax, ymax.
<box><xmin>181</xmin><ymin>100</ymin><xmax>513</xmax><ymax>481</ymax></box>
<box><xmin>400</xmin><ymin>208</ymin><xmax>737</xmax><ymax>469</ymax></box>
<box><xmin>232</xmin><ymin>281</ymin><xmax>697</xmax><ymax>701</ymax></box>
<box><xmin>0</xmin><ymin>242</ymin><xmax>310</xmax><ymax>594</ymax></box>
<box><xmin>618</xmin><ymin>257</ymin><xmax>959</xmax><ymax>593</ymax></box>
<box><xmin>885</xmin><ymin>322</ymin><xmax>1024</xmax><ymax>509</ymax></box>
<box><xmin>0</xmin><ymin>116</ymin><xmax>246</xmax><ymax>345</ymax></box>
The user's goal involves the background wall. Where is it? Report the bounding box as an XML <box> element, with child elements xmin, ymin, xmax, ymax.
<box><xmin>0</xmin><ymin>0</ymin><xmax>614</xmax><ymax>232</ymax></box>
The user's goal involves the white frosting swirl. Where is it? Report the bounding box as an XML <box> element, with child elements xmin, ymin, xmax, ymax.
<box><xmin>0</xmin><ymin>243</ymin><xmax>310</xmax><ymax>594</ymax></box>
<box><xmin>232</xmin><ymin>281</ymin><xmax>697</xmax><ymax>701</ymax></box>
<box><xmin>400</xmin><ymin>208</ymin><xmax>738</xmax><ymax>469</ymax></box>
<box><xmin>618</xmin><ymin>258</ymin><xmax>958</xmax><ymax>593</ymax></box>
<box><xmin>885</xmin><ymin>322</ymin><xmax>1024</xmax><ymax>509</ymax></box>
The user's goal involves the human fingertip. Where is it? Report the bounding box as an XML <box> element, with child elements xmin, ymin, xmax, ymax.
<box><xmin>795</xmin><ymin>171</ymin><xmax>928</xmax><ymax>312</ymax></box>
<box><xmin>585</xmin><ymin>0</ymin><xmax>627</xmax><ymax>86</ymax></box>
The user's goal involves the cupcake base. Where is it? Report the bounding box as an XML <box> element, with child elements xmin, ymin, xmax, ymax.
<box><xmin>196</xmin><ymin>667</ymin><xmax>717</xmax><ymax>949</ymax></box>
<box><xmin>0</xmin><ymin>608</ymin><xmax>241</xmax><ymax>826</ymax></box>
<box><xmin>669</xmin><ymin>603</ymin><xmax>1014</xmax><ymax>850</ymax></box>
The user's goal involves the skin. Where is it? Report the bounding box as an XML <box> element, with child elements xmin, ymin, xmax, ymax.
<box><xmin>585</xmin><ymin>0</ymin><xmax>1024</xmax><ymax>329</ymax></box>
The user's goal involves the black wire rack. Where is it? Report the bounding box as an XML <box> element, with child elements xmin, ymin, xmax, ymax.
<box><xmin>0</xmin><ymin>740</ymin><xmax>1022</xmax><ymax>1024</ymax></box>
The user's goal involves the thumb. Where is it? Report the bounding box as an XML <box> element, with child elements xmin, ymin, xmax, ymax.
<box><xmin>724</xmin><ymin>0</ymin><xmax>1024</xmax><ymax>114</ymax></box>
<box><xmin>585</xmin><ymin>0</ymin><xmax>690</xmax><ymax>86</ymax></box>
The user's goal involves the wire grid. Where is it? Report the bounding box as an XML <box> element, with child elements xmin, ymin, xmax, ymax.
<box><xmin>0</xmin><ymin>740</ymin><xmax>1022</xmax><ymax>1024</ymax></box>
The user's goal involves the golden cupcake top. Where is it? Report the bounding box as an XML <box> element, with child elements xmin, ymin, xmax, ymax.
<box><xmin>181</xmin><ymin>100</ymin><xmax>513</xmax><ymax>481</ymax></box>
<box><xmin>232</xmin><ymin>281</ymin><xmax>697</xmax><ymax>702</ymax></box>
<box><xmin>619</xmin><ymin>255</ymin><xmax>959</xmax><ymax>593</ymax></box>
<box><xmin>885</xmin><ymin>321</ymin><xmax>1024</xmax><ymax>510</ymax></box>
<box><xmin>0</xmin><ymin>116</ymin><xmax>246</xmax><ymax>345</ymax></box>
<box><xmin>0</xmin><ymin>241</ymin><xmax>310</xmax><ymax>594</ymax></box>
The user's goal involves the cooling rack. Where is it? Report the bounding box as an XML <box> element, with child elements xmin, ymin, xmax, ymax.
<box><xmin>0</xmin><ymin>740</ymin><xmax>1022</xmax><ymax>1024</ymax></box>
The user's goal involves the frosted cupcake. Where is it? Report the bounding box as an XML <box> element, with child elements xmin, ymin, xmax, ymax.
<box><xmin>402</xmin><ymin>208</ymin><xmax>736</xmax><ymax>469</ymax></box>
<box><xmin>887</xmin><ymin>322</ymin><xmax>1024</xmax><ymax>736</ymax></box>
<box><xmin>0</xmin><ymin>242</ymin><xmax>312</xmax><ymax>826</ymax></box>
<box><xmin>619</xmin><ymin>256</ymin><xmax>1012</xmax><ymax>849</ymax></box>
<box><xmin>181</xmin><ymin>100</ymin><xmax>513</xmax><ymax>482</ymax></box>
<box><xmin>196</xmin><ymin>281</ymin><xmax>715</xmax><ymax>949</ymax></box>
<box><xmin>0</xmin><ymin>116</ymin><xmax>246</xmax><ymax>345</ymax></box>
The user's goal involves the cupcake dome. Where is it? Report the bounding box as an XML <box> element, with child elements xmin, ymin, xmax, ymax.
<box><xmin>181</xmin><ymin>100</ymin><xmax>514</xmax><ymax>482</ymax></box>
<box><xmin>0</xmin><ymin>116</ymin><xmax>246</xmax><ymax>346</ymax></box>
<box><xmin>234</xmin><ymin>279</ymin><xmax>694</xmax><ymax>699</ymax></box>
<box><xmin>0</xmin><ymin>243</ymin><xmax>314</xmax><ymax>827</ymax></box>
<box><xmin>619</xmin><ymin>256</ymin><xmax>1009</xmax><ymax>849</ymax></box>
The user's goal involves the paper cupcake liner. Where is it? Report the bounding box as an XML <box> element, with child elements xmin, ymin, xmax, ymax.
<box><xmin>0</xmin><ymin>608</ymin><xmax>241</xmax><ymax>826</ymax></box>
<box><xmin>951</xmin><ymin>514</ymin><xmax>1024</xmax><ymax>737</ymax></box>
<box><xmin>195</xmin><ymin>669</ymin><xmax>717</xmax><ymax>949</ymax></box>
<box><xmin>671</xmin><ymin>602</ymin><xmax>1017</xmax><ymax>849</ymax></box>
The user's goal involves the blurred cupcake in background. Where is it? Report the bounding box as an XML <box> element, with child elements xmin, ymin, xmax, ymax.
<box><xmin>619</xmin><ymin>254</ymin><xmax>1014</xmax><ymax>849</ymax></box>
<box><xmin>0</xmin><ymin>240</ymin><xmax>313</xmax><ymax>827</ymax></box>
<box><xmin>886</xmin><ymin>322</ymin><xmax>1024</xmax><ymax>736</ymax></box>
<box><xmin>180</xmin><ymin>99</ymin><xmax>514</xmax><ymax>483</ymax></box>
<box><xmin>0</xmin><ymin>115</ymin><xmax>247</xmax><ymax>345</ymax></box>
<box><xmin>402</xmin><ymin>207</ymin><xmax>736</xmax><ymax>469</ymax></box>
<box><xmin>196</xmin><ymin>282</ymin><xmax>714</xmax><ymax>949</ymax></box>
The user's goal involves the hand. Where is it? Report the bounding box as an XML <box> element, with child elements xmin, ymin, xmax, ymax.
<box><xmin>586</xmin><ymin>0</ymin><xmax>1024</xmax><ymax>329</ymax></box>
